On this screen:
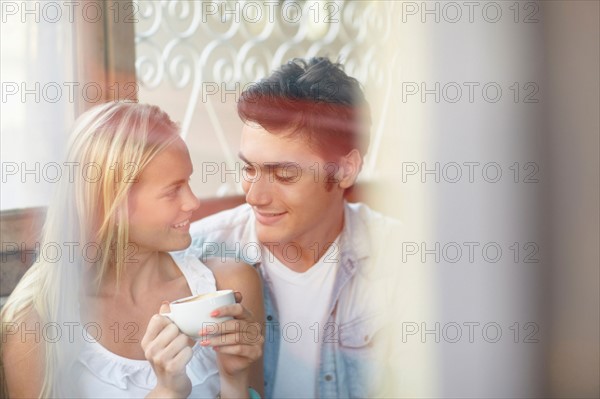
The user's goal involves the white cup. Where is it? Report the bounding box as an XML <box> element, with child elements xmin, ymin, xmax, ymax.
<box><xmin>161</xmin><ymin>289</ymin><xmax>235</xmax><ymax>338</ymax></box>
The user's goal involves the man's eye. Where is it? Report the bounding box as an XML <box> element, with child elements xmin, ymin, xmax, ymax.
<box><xmin>275</xmin><ymin>174</ymin><xmax>295</xmax><ymax>183</ymax></box>
<box><xmin>242</xmin><ymin>165</ymin><xmax>256</xmax><ymax>175</ymax></box>
<box><xmin>275</xmin><ymin>167</ymin><xmax>300</xmax><ymax>182</ymax></box>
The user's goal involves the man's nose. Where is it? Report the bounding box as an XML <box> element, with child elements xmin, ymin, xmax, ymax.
<box><xmin>244</xmin><ymin>175</ymin><xmax>272</xmax><ymax>206</ymax></box>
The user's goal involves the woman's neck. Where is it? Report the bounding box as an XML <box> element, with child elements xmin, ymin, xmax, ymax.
<box><xmin>87</xmin><ymin>251</ymin><xmax>178</xmax><ymax>304</ymax></box>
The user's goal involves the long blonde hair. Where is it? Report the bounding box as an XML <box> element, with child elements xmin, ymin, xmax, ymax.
<box><xmin>0</xmin><ymin>102</ymin><xmax>180</xmax><ymax>397</ymax></box>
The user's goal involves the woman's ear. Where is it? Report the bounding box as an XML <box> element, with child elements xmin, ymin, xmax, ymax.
<box><xmin>337</xmin><ymin>149</ymin><xmax>363</xmax><ymax>189</ymax></box>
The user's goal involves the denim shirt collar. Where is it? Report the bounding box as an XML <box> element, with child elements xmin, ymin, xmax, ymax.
<box><xmin>246</xmin><ymin>201</ymin><xmax>371</xmax><ymax>273</ymax></box>
<box><xmin>338</xmin><ymin>201</ymin><xmax>370</xmax><ymax>271</ymax></box>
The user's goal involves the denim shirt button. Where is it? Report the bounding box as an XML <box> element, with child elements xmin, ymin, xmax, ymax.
<box><xmin>324</xmin><ymin>374</ymin><xmax>333</xmax><ymax>382</ymax></box>
<box><xmin>267</xmin><ymin>315</ymin><xmax>273</xmax><ymax>321</ymax></box>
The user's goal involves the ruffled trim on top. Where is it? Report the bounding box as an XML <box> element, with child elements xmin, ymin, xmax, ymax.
<box><xmin>78</xmin><ymin>331</ymin><xmax>155</xmax><ymax>390</ymax></box>
<box><xmin>76</xmin><ymin>254</ymin><xmax>220</xmax><ymax>392</ymax></box>
<box><xmin>78</xmin><ymin>336</ymin><xmax>219</xmax><ymax>391</ymax></box>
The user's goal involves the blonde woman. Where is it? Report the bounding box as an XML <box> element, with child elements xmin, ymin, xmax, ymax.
<box><xmin>0</xmin><ymin>102</ymin><xmax>264</xmax><ymax>398</ymax></box>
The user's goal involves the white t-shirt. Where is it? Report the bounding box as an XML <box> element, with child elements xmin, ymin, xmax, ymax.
<box><xmin>262</xmin><ymin>238</ymin><xmax>341</xmax><ymax>398</ymax></box>
<box><xmin>71</xmin><ymin>254</ymin><xmax>220</xmax><ymax>398</ymax></box>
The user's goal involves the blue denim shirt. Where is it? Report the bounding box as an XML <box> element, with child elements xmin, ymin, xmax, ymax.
<box><xmin>182</xmin><ymin>202</ymin><xmax>399</xmax><ymax>398</ymax></box>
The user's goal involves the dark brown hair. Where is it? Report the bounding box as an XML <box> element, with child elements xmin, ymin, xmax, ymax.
<box><xmin>238</xmin><ymin>57</ymin><xmax>372</xmax><ymax>160</ymax></box>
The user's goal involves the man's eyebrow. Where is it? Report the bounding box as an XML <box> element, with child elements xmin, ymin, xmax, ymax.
<box><xmin>238</xmin><ymin>152</ymin><xmax>252</xmax><ymax>165</ymax></box>
<box><xmin>238</xmin><ymin>152</ymin><xmax>299</xmax><ymax>169</ymax></box>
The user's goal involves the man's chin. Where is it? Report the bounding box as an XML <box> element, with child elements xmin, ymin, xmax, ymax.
<box><xmin>255</xmin><ymin>226</ymin><xmax>287</xmax><ymax>247</ymax></box>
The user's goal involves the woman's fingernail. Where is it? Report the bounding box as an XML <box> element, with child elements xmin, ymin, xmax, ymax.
<box><xmin>161</xmin><ymin>300</ymin><xmax>169</xmax><ymax>305</ymax></box>
<box><xmin>200</xmin><ymin>340</ymin><xmax>210</xmax><ymax>346</ymax></box>
<box><xmin>210</xmin><ymin>310</ymin><xmax>219</xmax><ymax>317</ymax></box>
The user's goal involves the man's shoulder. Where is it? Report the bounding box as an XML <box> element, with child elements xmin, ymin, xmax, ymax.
<box><xmin>343</xmin><ymin>202</ymin><xmax>404</xmax><ymax>273</ymax></box>
<box><xmin>346</xmin><ymin>202</ymin><xmax>402</xmax><ymax>233</ymax></box>
<box><xmin>184</xmin><ymin>203</ymin><xmax>256</xmax><ymax>258</ymax></box>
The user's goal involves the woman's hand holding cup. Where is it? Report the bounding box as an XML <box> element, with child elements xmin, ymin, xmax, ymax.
<box><xmin>199</xmin><ymin>291</ymin><xmax>264</xmax><ymax>377</ymax></box>
<box><xmin>142</xmin><ymin>302</ymin><xmax>194</xmax><ymax>398</ymax></box>
<box><xmin>146</xmin><ymin>290</ymin><xmax>263</xmax><ymax>398</ymax></box>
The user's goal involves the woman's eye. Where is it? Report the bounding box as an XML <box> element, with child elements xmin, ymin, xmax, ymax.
<box><xmin>166</xmin><ymin>186</ymin><xmax>181</xmax><ymax>197</ymax></box>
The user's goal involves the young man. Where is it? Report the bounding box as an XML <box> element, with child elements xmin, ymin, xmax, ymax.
<box><xmin>186</xmin><ymin>57</ymin><xmax>399</xmax><ymax>398</ymax></box>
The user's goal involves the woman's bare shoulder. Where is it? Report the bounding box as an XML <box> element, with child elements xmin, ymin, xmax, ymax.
<box><xmin>202</xmin><ymin>257</ymin><xmax>261</xmax><ymax>289</ymax></box>
<box><xmin>2</xmin><ymin>306</ymin><xmax>45</xmax><ymax>398</ymax></box>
